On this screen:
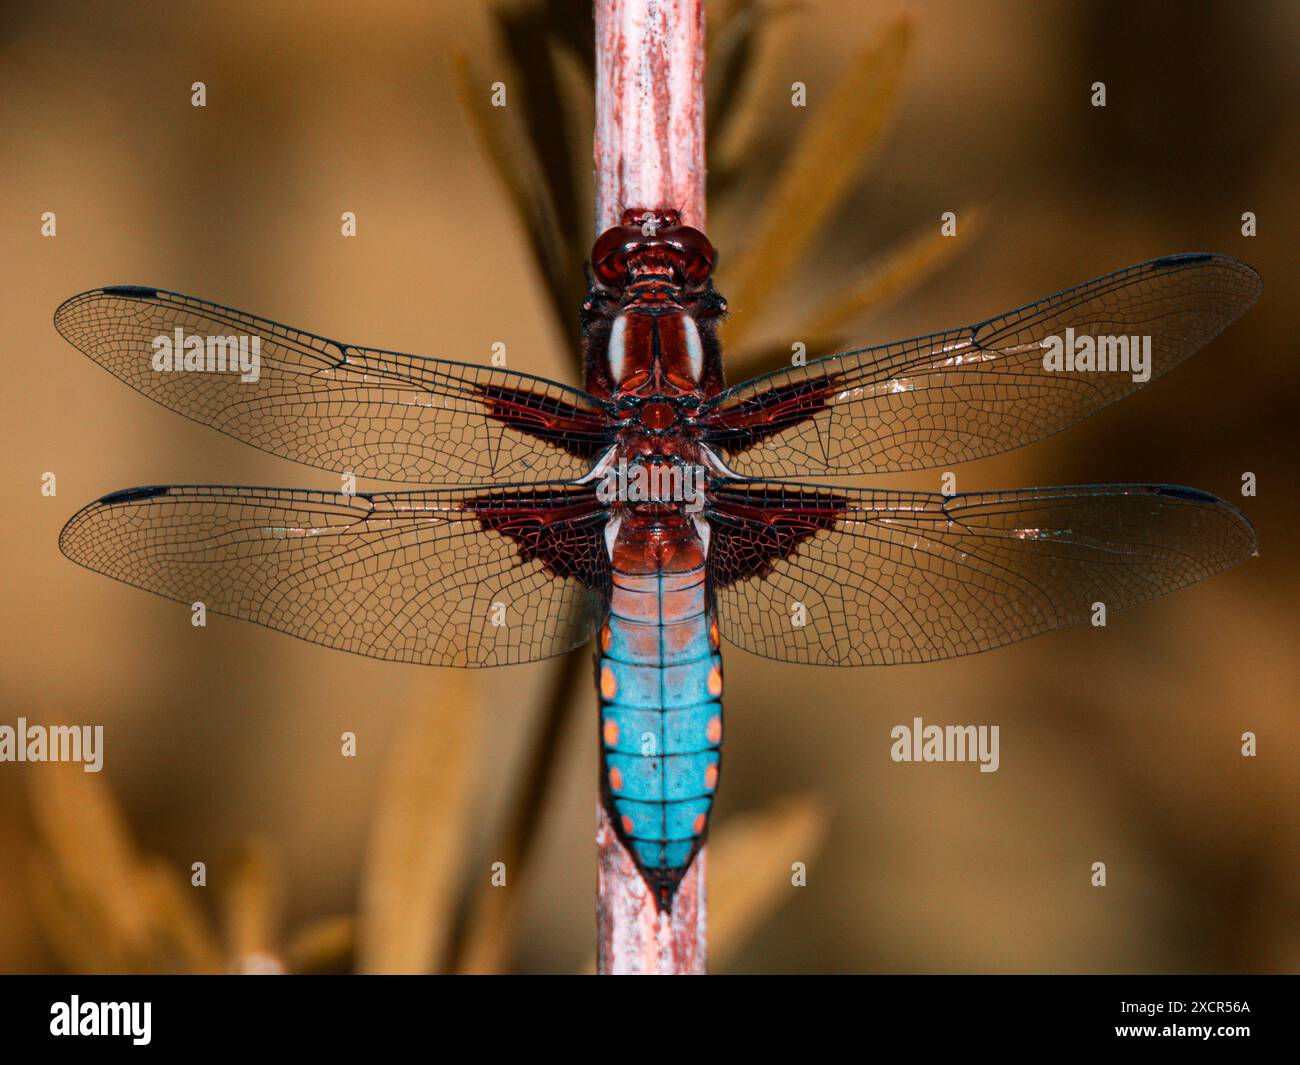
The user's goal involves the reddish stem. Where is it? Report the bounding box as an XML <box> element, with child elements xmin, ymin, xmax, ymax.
<box><xmin>593</xmin><ymin>0</ymin><xmax>707</xmax><ymax>975</ymax></box>
<box><xmin>594</xmin><ymin>0</ymin><xmax>706</xmax><ymax>231</ymax></box>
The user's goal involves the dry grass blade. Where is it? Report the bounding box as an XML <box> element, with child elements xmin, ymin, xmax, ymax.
<box><xmin>26</xmin><ymin>764</ymin><xmax>153</xmax><ymax>963</ymax></box>
<box><xmin>488</xmin><ymin>0</ymin><xmax>596</xmax><ymax>346</ymax></box>
<box><xmin>721</xmin><ymin>16</ymin><xmax>912</xmax><ymax>349</ymax></box>
<box><xmin>495</xmin><ymin>0</ymin><xmax>589</xmax><ymax>245</ymax></box>
<box><xmin>448</xmin><ymin>51</ymin><xmax>574</xmax><ymax>340</ymax></box>
<box><xmin>357</xmin><ymin>677</ymin><xmax>477</xmax><ymax>974</ymax></box>
<box><xmin>136</xmin><ymin>856</ymin><xmax>223</xmax><ymax>973</ymax></box>
<box><xmin>801</xmin><ymin>203</ymin><xmax>988</xmax><ymax>342</ymax></box>
<box><xmin>26</xmin><ymin>853</ymin><xmax>112</xmax><ymax>973</ymax></box>
<box><xmin>709</xmin><ymin>1</ymin><xmax>799</xmax><ymax>190</ymax></box>
<box><xmin>283</xmin><ymin>915</ymin><xmax>355</xmax><ymax>973</ymax></box>
<box><xmin>448</xmin><ymin>52</ymin><xmax>536</xmax><ymax>239</ymax></box>
<box><xmin>222</xmin><ymin>836</ymin><xmax>283</xmax><ymax>972</ymax></box>
<box><xmin>706</xmin><ymin>793</ymin><xmax>828</xmax><ymax>969</ymax></box>
<box><xmin>549</xmin><ymin>34</ymin><xmax>598</xmax><ymax>317</ymax></box>
<box><xmin>729</xmin><ymin>203</ymin><xmax>988</xmax><ymax>378</ymax></box>
<box><xmin>707</xmin><ymin>0</ymin><xmax>761</xmax><ymax>144</ymax></box>
<box><xmin>454</xmin><ymin>648</ymin><xmax>586</xmax><ymax>973</ymax></box>
<box><xmin>551</xmin><ymin>37</ymin><xmax>596</xmax><ymax>229</ymax></box>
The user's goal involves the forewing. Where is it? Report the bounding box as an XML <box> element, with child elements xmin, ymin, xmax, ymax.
<box><xmin>701</xmin><ymin>255</ymin><xmax>1261</xmax><ymax>476</ymax></box>
<box><xmin>707</xmin><ymin>480</ymin><xmax>1256</xmax><ymax>665</ymax></box>
<box><xmin>55</xmin><ymin>286</ymin><xmax>614</xmax><ymax>483</ymax></box>
<box><xmin>60</xmin><ymin>483</ymin><xmax>610</xmax><ymax>666</ymax></box>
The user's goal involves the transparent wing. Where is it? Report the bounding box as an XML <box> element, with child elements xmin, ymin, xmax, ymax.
<box><xmin>707</xmin><ymin>480</ymin><xmax>1257</xmax><ymax>666</ymax></box>
<box><xmin>700</xmin><ymin>255</ymin><xmax>1261</xmax><ymax>476</ymax></box>
<box><xmin>59</xmin><ymin>483</ymin><xmax>610</xmax><ymax>666</ymax></box>
<box><xmin>55</xmin><ymin>286</ymin><xmax>614</xmax><ymax>484</ymax></box>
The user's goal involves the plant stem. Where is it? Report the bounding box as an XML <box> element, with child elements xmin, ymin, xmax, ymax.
<box><xmin>595</xmin><ymin>0</ymin><xmax>707</xmax><ymax>231</ymax></box>
<box><xmin>593</xmin><ymin>0</ymin><xmax>707</xmax><ymax>976</ymax></box>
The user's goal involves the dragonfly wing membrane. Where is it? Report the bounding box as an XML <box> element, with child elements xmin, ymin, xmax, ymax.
<box><xmin>55</xmin><ymin>287</ymin><xmax>613</xmax><ymax>484</ymax></box>
<box><xmin>702</xmin><ymin>254</ymin><xmax>1261</xmax><ymax>476</ymax></box>
<box><xmin>707</xmin><ymin>481</ymin><xmax>1257</xmax><ymax>666</ymax></box>
<box><xmin>59</xmin><ymin>483</ymin><xmax>610</xmax><ymax>667</ymax></box>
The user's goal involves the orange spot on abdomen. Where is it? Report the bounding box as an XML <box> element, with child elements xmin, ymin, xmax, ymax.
<box><xmin>707</xmin><ymin>664</ymin><xmax>723</xmax><ymax>697</ymax></box>
<box><xmin>600</xmin><ymin>667</ymin><xmax>617</xmax><ymax>700</ymax></box>
<box><xmin>603</xmin><ymin>719</ymin><xmax>619</xmax><ymax>746</ymax></box>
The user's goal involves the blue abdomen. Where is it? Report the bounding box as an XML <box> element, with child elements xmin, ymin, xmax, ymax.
<box><xmin>598</xmin><ymin>561</ymin><xmax>722</xmax><ymax>905</ymax></box>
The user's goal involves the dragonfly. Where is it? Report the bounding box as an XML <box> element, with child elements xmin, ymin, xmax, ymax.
<box><xmin>56</xmin><ymin>209</ymin><xmax>1261</xmax><ymax>909</ymax></box>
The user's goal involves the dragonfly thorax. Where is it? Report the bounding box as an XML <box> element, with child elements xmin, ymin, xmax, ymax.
<box><xmin>582</xmin><ymin>209</ymin><xmax>727</xmax><ymax>401</ymax></box>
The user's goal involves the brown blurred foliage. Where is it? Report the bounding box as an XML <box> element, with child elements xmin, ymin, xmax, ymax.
<box><xmin>1</xmin><ymin>0</ymin><xmax>1296</xmax><ymax>973</ymax></box>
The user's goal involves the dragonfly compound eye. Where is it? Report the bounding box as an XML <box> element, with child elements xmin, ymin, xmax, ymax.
<box><xmin>660</xmin><ymin>225</ymin><xmax>717</xmax><ymax>283</ymax></box>
<box><xmin>591</xmin><ymin>217</ymin><xmax>717</xmax><ymax>288</ymax></box>
<box><xmin>591</xmin><ymin>224</ymin><xmax>644</xmax><ymax>286</ymax></box>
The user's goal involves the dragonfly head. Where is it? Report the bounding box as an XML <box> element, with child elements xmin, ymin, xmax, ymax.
<box><xmin>590</xmin><ymin>208</ymin><xmax>716</xmax><ymax>291</ymax></box>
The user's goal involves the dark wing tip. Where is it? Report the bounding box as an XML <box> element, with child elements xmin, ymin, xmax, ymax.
<box><xmin>1153</xmin><ymin>484</ymin><xmax>1217</xmax><ymax>504</ymax></box>
<box><xmin>1146</xmin><ymin>483</ymin><xmax>1259</xmax><ymax>561</ymax></box>
<box><xmin>53</xmin><ymin>285</ymin><xmax>163</xmax><ymax>338</ymax></box>
<box><xmin>97</xmin><ymin>485</ymin><xmax>171</xmax><ymax>505</ymax></box>
<box><xmin>1151</xmin><ymin>251</ymin><xmax>1262</xmax><ymax>299</ymax></box>
<box><xmin>100</xmin><ymin>285</ymin><xmax>160</xmax><ymax>298</ymax></box>
<box><xmin>61</xmin><ymin>486</ymin><xmax>173</xmax><ymax>563</ymax></box>
<box><xmin>1153</xmin><ymin>252</ymin><xmax>1216</xmax><ymax>268</ymax></box>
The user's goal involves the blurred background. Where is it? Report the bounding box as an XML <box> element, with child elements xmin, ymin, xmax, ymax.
<box><xmin>1</xmin><ymin>0</ymin><xmax>1295</xmax><ymax>973</ymax></box>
